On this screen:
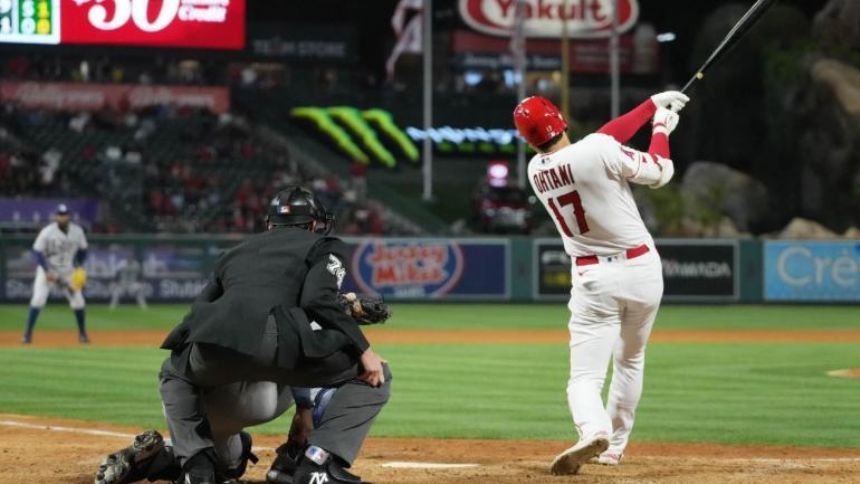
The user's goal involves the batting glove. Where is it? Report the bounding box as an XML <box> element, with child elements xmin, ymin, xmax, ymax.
<box><xmin>652</xmin><ymin>107</ymin><xmax>680</xmax><ymax>136</ymax></box>
<box><xmin>651</xmin><ymin>91</ymin><xmax>690</xmax><ymax>113</ymax></box>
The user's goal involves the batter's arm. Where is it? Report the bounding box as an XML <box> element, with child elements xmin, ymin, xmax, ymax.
<box><xmin>603</xmin><ymin>108</ymin><xmax>678</xmax><ymax>189</ymax></box>
<box><xmin>596</xmin><ymin>99</ymin><xmax>656</xmax><ymax>144</ymax></box>
<box><xmin>597</xmin><ymin>91</ymin><xmax>689</xmax><ymax>144</ymax></box>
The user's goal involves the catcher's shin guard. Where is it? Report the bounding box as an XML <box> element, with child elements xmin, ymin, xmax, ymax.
<box><xmin>94</xmin><ymin>430</ymin><xmax>180</xmax><ymax>484</ymax></box>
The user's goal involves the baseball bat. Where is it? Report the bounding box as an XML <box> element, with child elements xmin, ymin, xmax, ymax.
<box><xmin>680</xmin><ymin>0</ymin><xmax>778</xmax><ymax>93</ymax></box>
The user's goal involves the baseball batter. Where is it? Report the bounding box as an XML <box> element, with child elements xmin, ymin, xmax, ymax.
<box><xmin>22</xmin><ymin>204</ymin><xmax>90</xmax><ymax>344</ymax></box>
<box><xmin>513</xmin><ymin>92</ymin><xmax>688</xmax><ymax>474</ymax></box>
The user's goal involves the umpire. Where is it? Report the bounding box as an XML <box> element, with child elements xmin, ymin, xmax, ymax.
<box><xmin>155</xmin><ymin>186</ymin><xmax>389</xmax><ymax>484</ymax></box>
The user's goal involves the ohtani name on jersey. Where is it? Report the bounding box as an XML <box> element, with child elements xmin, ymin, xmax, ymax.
<box><xmin>533</xmin><ymin>163</ymin><xmax>575</xmax><ymax>194</ymax></box>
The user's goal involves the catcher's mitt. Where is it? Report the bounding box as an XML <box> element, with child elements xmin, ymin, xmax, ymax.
<box><xmin>338</xmin><ymin>292</ymin><xmax>391</xmax><ymax>325</ymax></box>
<box><xmin>69</xmin><ymin>267</ymin><xmax>87</xmax><ymax>291</ymax></box>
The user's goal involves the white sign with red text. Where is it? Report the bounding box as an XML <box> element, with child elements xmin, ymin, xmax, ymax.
<box><xmin>459</xmin><ymin>0</ymin><xmax>639</xmax><ymax>38</ymax></box>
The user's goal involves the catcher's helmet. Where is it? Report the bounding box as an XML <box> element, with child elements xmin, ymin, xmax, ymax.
<box><xmin>267</xmin><ymin>186</ymin><xmax>334</xmax><ymax>234</ymax></box>
<box><xmin>513</xmin><ymin>96</ymin><xmax>568</xmax><ymax>148</ymax></box>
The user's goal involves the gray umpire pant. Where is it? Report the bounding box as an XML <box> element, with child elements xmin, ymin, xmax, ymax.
<box><xmin>159</xmin><ymin>316</ymin><xmax>392</xmax><ymax>468</ymax></box>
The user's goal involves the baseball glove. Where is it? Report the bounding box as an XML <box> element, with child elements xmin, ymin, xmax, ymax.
<box><xmin>338</xmin><ymin>292</ymin><xmax>391</xmax><ymax>325</ymax></box>
<box><xmin>69</xmin><ymin>267</ymin><xmax>87</xmax><ymax>291</ymax></box>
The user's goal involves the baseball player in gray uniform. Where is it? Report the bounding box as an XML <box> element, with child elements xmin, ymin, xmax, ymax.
<box><xmin>22</xmin><ymin>204</ymin><xmax>90</xmax><ymax>344</ymax></box>
<box><xmin>109</xmin><ymin>259</ymin><xmax>148</xmax><ymax>310</ymax></box>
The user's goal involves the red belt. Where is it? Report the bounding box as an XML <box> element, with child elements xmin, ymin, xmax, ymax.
<box><xmin>575</xmin><ymin>244</ymin><xmax>650</xmax><ymax>267</ymax></box>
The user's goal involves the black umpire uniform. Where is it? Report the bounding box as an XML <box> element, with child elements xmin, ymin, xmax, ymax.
<box><xmin>158</xmin><ymin>187</ymin><xmax>391</xmax><ymax>483</ymax></box>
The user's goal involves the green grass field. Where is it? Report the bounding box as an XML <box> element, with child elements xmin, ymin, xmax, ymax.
<box><xmin>1</xmin><ymin>304</ymin><xmax>858</xmax><ymax>448</ymax></box>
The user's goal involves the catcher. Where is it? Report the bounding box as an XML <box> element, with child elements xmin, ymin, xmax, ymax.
<box><xmin>22</xmin><ymin>203</ymin><xmax>90</xmax><ymax>344</ymax></box>
<box><xmin>95</xmin><ymin>187</ymin><xmax>392</xmax><ymax>484</ymax></box>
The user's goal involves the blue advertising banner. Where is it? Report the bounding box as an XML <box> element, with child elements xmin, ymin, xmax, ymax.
<box><xmin>765</xmin><ymin>241</ymin><xmax>860</xmax><ymax>301</ymax></box>
<box><xmin>2</xmin><ymin>241</ymin><xmax>230</xmax><ymax>302</ymax></box>
<box><xmin>343</xmin><ymin>239</ymin><xmax>509</xmax><ymax>300</ymax></box>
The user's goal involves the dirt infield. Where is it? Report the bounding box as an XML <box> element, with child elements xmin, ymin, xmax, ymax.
<box><xmin>5</xmin><ymin>328</ymin><xmax>860</xmax><ymax>347</ymax></box>
<box><xmin>1</xmin><ymin>414</ymin><xmax>858</xmax><ymax>483</ymax></box>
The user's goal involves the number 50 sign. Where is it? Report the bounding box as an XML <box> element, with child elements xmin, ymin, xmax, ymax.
<box><xmin>62</xmin><ymin>0</ymin><xmax>245</xmax><ymax>49</ymax></box>
<box><xmin>0</xmin><ymin>0</ymin><xmax>245</xmax><ymax>49</ymax></box>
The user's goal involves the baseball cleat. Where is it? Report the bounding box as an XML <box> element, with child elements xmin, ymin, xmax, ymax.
<box><xmin>94</xmin><ymin>430</ymin><xmax>165</xmax><ymax>484</ymax></box>
<box><xmin>550</xmin><ymin>433</ymin><xmax>610</xmax><ymax>475</ymax></box>
<box><xmin>292</xmin><ymin>446</ymin><xmax>362</xmax><ymax>484</ymax></box>
<box><xmin>21</xmin><ymin>335</ymin><xmax>32</xmax><ymax>345</ymax></box>
<box><xmin>588</xmin><ymin>451</ymin><xmax>623</xmax><ymax>465</ymax></box>
<box><xmin>79</xmin><ymin>333</ymin><xmax>91</xmax><ymax>344</ymax></box>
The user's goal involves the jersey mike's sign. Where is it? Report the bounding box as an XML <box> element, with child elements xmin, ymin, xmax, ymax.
<box><xmin>459</xmin><ymin>0</ymin><xmax>639</xmax><ymax>38</ymax></box>
<box><xmin>351</xmin><ymin>241</ymin><xmax>465</xmax><ymax>298</ymax></box>
<box><xmin>343</xmin><ymin>239</ymin><xmax>510</xmax><ymax>300</ymax></box>
<box><xmin>0</xmin><ymin>0</ymin><xmax>245</xmax><ymax>49</ymax></box>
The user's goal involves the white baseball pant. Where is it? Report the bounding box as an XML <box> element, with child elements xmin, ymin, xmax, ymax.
<box><xmin>566</xmin><ymin>247</ymin><xmax>663</xmax><ymax>454</ymax></box>
<box><xmin>30</xmin><ymin>266</ymin><xmax>85</xmax><ymax>310</ymax></box>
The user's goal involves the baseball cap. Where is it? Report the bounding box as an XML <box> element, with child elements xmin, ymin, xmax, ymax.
<box><xmin>56</xmin><ymin>204</ymin><xmax>69</xmax><ymax>215</ymax></box>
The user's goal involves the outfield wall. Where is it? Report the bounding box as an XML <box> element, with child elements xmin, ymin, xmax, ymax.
<box><xmin>0</xmin><ymin>235</ymin><xmax>857</xmax><ymax>303</ymax></box>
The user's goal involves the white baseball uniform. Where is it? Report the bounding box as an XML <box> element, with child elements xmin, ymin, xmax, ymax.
<box><xmin>30</xmin><ymin>221</ymin><xmax>88</xmax><ymax>309</ymax></box>
<box><xmin>529</xmin><ymin>132</ymin><xmax>672</xmax><ymax>456</ymax></box>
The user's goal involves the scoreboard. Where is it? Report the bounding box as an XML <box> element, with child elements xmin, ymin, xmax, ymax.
<box><xmin>0</xmin><ymin>0</ymin><xmax>60</xmax><ymax>44</ymax></box>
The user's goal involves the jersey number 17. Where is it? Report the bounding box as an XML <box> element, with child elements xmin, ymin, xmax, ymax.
<box><xmin>548</xmin><ymin>189</ymin><xmax>590</xmax><ymax>236</ymax></box>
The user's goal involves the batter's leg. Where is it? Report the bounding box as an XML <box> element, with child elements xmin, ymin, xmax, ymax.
<box><xmin>566</xmin><ymin>268</ymin><xmax>622</xmax><ymax>441</ymax></box>
<box><xmin>605</xmin><ymin>257</ymin><xmax>663</xmax><ymax>456</ymax></box>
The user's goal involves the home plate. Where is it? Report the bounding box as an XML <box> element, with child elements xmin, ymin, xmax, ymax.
<box><xmin>383</xmin><ymin>461</ymin><xmax>481</xmax><ymax>469</ymax></box>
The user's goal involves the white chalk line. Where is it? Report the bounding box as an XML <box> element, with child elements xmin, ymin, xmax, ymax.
<box><xmin>383</xmin><ymin>462</ymin><xmax>480</xmax><ymax>469</ymax></box>
<box><xmin>0</xmin><ymin>419</ymin><xmax>276</xmax><ymax>452</ymax></box>
<box><xmin>2</xmin><ymin>419</ymin><xmax>858</xmax><ymax>468</ymax></box>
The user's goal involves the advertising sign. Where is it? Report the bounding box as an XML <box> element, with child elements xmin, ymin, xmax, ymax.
<box><xmin>345</xmin><ymin>239</ymin><xmax>509</xmax><ymax>300</ymax></box>
<box><xmin>459</xmin><ymin>0</ymin><xmax>639</xmax><ymax>39</ymax></box>
<box><xmin>450</xmin><ymin>29</ymin><xmax>656</xmax><ymax>75</ymax></box>
<box><xmin>534</xmin><ymin>239</ymin><xmax>738</xmax><ymax>301</ymax></box>
<box><xmin>0</xmin><ymin>0</ymin><xmax>245</xmax><ymax>49</ymax></box>
<box><xmin>2</xmin><ymin>242</ymin><xmax>233</xmax><ymax>302</ymax></box>
<box><xmin>765</xmin><ymin>241</ymin><xmax>860</xmax><ymax>302</ymax></box>
<box><xmin>0</xmin><ymin>81</ymin><xmax>231</xmax><ymax>113</ymax></box>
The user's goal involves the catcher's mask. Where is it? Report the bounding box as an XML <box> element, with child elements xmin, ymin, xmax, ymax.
<box><xmin>267</xmin><ymin>186</ymin><xmax>334</xmax><ymax>235</ymax></box>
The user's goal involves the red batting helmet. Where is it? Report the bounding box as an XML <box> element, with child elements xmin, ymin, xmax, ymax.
<box><xmin>513</xmin><ymin>96</ymin><xmax>568</xmax><ymax>148</ymax></box>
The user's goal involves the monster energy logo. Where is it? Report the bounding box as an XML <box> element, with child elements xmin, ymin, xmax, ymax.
<box><xmin>291</xmin><ymin>106</ymin><xmax>525</xmax><ymax>168</ymax></box>
<box><xmin>292</xmin><ymin>106</ymin><xmax>419</xmax><ymax>168</ymax></box>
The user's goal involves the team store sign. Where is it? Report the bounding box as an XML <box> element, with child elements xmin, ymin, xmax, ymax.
<box><xmin>0</xmin><ymin>0</ymin><xmax>245</xmax><ymax>49</ymax></box>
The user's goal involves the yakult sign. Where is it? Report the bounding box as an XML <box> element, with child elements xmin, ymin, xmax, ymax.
<box><xmin>459</xmin><ymin>0</ymin><xmax>638</xmax><ymax>38</ymax></box>
<box><xmin>0</xmin><ymin>0</ymin><xmax>244</xmax><ymax>48</ymax></box>
<box><xmin>62</xmin><ymin>0</ymin><xmax>245</xmax><ymax>49</ymax></box>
